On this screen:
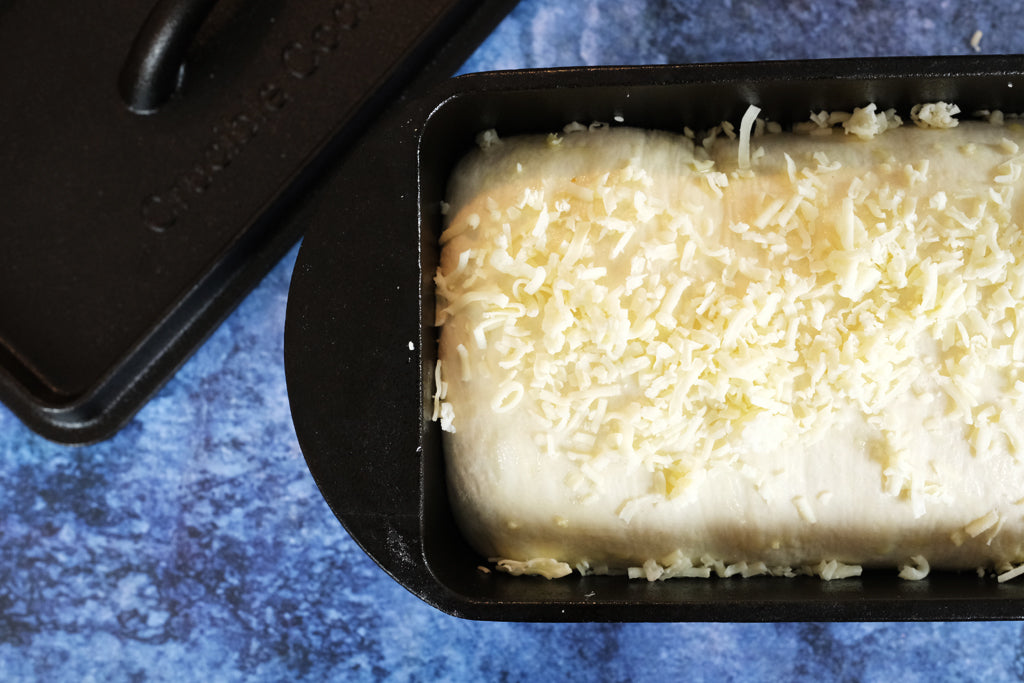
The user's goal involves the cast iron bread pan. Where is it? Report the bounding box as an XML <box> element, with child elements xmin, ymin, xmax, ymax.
<box><xmin>285</xmin><ymin>56</ymin><xmax>1024</xmax><ymax>621</ymax></box>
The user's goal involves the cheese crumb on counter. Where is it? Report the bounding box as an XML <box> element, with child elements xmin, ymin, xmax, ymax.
<box><xmin>971</xmin><ymin>30</ymin><xmax>984</xmax><ymax>52</ymax></box>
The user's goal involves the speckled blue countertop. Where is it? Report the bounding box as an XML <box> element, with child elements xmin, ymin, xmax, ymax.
<box><xmin>5</xmin><ymin>1</ymin><xmax>1024</xmax><ymax>680</ymax></box>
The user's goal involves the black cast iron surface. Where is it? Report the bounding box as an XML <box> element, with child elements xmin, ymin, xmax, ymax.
<box><xmin>0</xmin><ymin>0</ymin><xmax>515</xmax><ymax>443</ymax></box>
<box><xmin>286</xmin><ymin>57</ymin><xmax>1024</xmax><ymax>621</ymax></box>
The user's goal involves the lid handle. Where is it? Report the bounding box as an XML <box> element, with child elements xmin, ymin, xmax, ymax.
<box><xmin>118</xmin><ymin>0</ymin><xmax>219</xmax><ymax>113</ymax></box>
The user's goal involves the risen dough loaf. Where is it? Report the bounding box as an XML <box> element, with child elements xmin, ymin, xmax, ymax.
<box><xmin>434</xmin><ymin>107</ymin><xmax>1024</xmax><ymax>581</ymax></box>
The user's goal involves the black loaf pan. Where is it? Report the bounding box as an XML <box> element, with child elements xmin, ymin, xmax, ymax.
<box><xmin>285</xmin><ymin>55</ymin><xmax>1024</xmax><ymax>621</ymax></box>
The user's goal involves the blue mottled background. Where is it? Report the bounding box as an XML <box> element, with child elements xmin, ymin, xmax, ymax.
<box><xmin>5</xmin><ymin>1</ymin><xmax>1024</xmax><ymax>680</ymax></box>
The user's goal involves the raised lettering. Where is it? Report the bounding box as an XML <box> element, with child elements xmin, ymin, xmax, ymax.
<box><xmin>312</xmin><ymin>22</ymin><xmax>341</xmax><ymax>52</ymax></box>
<box><xmin>282</xmin><ymin>41</ymin><xmax>319</xmax><ymax>79</ymax></box>
<box><xmin>259</xmin><ymin>82</ymin><xmax>291</xmax><ymax>112</ymax></box>
<box><xmin>141</xmin><ymin>194</ymin><xmax>177</xmax><ymax>232</ymax></box>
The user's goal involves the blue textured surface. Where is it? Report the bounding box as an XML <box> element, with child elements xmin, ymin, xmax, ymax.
<box><xmin>5</xmin><ymin>1</ymin><xmax>1024</xmax><ymax>680</ymax></box>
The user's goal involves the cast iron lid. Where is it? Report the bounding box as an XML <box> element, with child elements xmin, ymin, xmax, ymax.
<box><xmin>286</xmin><ymin>57</ymin><xmax>1024</xmax><ymax>621</ymax></box>
<box><xmin>0</xmin><ymin>0</ymin><xmax>515</xmax><ymax>444</ymax></box>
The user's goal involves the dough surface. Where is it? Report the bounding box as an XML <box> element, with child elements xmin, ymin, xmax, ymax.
<box><xmin>435</xmin><ymin>111</ymin><xmax>1024</xmax><ymax>580</ymax></box>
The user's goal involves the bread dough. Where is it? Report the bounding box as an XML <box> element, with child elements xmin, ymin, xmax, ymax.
<box><xmin>434</xmin><ymin>110</ymin><xmax>1024</xmax><ymax>581</ymax></box>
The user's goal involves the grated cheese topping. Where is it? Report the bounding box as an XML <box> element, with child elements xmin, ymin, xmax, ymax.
<box><xmin>898</xmin><ymin>555</ymin><xmax>931</xmax><ymax>580</ymax></box>
<box><xmin>493</xmin><ymin>557</ymin><xmax>572</xmax><ymax>579</ymax></box>
<box><xmin>437</xmin><ymin>106</ymin><xmax>1024</xmax><ymax>581</ymax></box>
<box><xmin>737</xmin><ymin>104</ymin><xmax>762</xmax><ymax>170</ymax></box>
<box><xmin>841</xmin><ymin>105</ymin><xmax>902</xmax><ymax>140</ymax></box>
<box><xmin>911</xmin><ymin>102</ymin><xmax>961</xmax><ymax>129</ymax></box>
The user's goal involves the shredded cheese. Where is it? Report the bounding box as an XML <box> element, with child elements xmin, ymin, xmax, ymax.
<box><xmin>898</xmin><ymin>555</ymin><xmax>931</xmax><ymax>580</ymax></box>
<box><xmin>737</xmin><ymin>104</ymin><xmax>761</xmax><ymax>170</ymax></box>
<box><xmin>437</xmin><ymin>106</ymin><xmax>1024</xmax><ymax>582</ymax></box>
<box><xmin>911</xmin><ymin>102</ymin><xmax>961</xmax><ymax>129</ymax></box>
<box><xmin>494</xmin><ymin>557</ymin><xmax>572</xmax><ymax>579</ymax></box>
